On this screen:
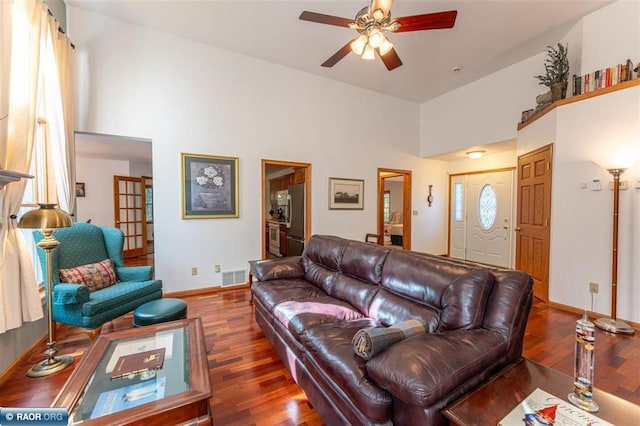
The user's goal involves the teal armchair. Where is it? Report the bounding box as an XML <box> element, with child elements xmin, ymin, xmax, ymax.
<box><xmin>34</xmin><ymin>222</ymin><xmax>162</xmax><ymax>335</ymax></box>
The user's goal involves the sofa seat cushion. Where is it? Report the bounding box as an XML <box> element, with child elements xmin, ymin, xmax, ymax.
<box><xmin>366</xmin><ymin>329</ymin><xmax>506</xmax><ymax>407</ymax></box>
<box><xmin>303</xmin><ymin>319</ymin><xmax>393</xmax><ymax>423</ymax></box>
<box><xmin>252</xmin><ymin>279</ymin><xmax>325</xmax><ymax>312</ymax></box>
<box><xmin>82</xmin><ymin>280</ymin><xmax>163</xmax><ymax>316</ymax></box>
<box><xmin>273</xmin><ymin>296</ymin><xmax>366</xmax><ymax>339</ymax></box>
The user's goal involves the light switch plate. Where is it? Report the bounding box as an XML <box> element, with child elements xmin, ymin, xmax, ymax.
<box><xmin>591</xmin><ymin>179</ymin><xmax>602</xmax><ymax>191</ymax></box>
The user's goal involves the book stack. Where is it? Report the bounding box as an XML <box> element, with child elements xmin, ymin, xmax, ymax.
<box><xmin>573</xmin><ymin>59</ymin><xmax>636</xmax><ymax>96</ymax></box>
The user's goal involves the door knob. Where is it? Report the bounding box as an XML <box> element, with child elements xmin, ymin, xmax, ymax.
<box><xmin>515</xmin><ymin>227</ymin><xmax>521</xmax><ymax>231</ymax></box>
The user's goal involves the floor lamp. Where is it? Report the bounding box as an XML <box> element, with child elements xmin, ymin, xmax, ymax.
<box><xmin>18</xmin><ymin>203</ymin><xmax>75</xmax><ymax>377</ymax></box>
<box><xmin>594</xmin><ymin>169</ymin><xmax>635</xmax><ymax>335</ymax></box>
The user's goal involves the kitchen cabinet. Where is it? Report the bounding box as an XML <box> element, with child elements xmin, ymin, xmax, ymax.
<box><xmin>279</xmin><ymin>223</ymin><xmax>288</xmax><ymax>257</ymax></box>
<box><xmin>293</xmin><ymin>168</ymin><xmax>305</xmax><ymax>184</ymax></box>
<box><xmin>269</xmin><ymin>173</ymin><xmax>296</xmax><ymax>206</ymax></box>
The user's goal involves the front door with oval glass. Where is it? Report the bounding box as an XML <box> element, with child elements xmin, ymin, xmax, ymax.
<box><xmin>450</xmin><ymin>170</ymin><xmax>514</xmax><ymax>268</ymax></box>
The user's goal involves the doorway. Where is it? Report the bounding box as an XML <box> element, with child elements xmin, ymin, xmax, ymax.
<box><xmin>74</xmin><ymin>132</ymin><xmax>154</xmax><ymax>264</ymax></box>
<box><xmin>449</xmin><ymin>169</ymin><xmax>515</xmax><ymax>268</ymax></box>
<box><xmin>262</xmin><ymin>160</ymin><xmax>312</xmax><ymax>259</ymax></box>
<box><xmin>377</xmin><ymin>168</ymin><xmax>412</xmax><ymax>250</ymax></box>
<box><xmin>515</xmin><ymin>144</ymin><xmax>553</xmax><ymax>301</ymax></box>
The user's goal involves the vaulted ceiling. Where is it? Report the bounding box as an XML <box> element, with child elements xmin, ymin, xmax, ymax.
<box><xmin>68</xmin><ymin>0</ymin><xmax>614</xmax><ymax>103</ymax></box>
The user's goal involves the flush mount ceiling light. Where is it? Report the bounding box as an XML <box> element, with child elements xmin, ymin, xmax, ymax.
<box><xmin>466</xmin><ymin>150</ymin><xmax>486</xmax><ymax>159</ymax></box>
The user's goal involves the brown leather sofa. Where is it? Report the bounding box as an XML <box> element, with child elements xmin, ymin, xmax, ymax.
<box><xmin>252</xmin><ymin>235</ymin><xmax>533</xmax><ymax>425</ymax></box>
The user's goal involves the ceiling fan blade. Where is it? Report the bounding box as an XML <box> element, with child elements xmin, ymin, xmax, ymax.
<box><xmin>321</xmin><ymin>41</ymin><xmax>354</xmax><ymax>67</ymax></box>
<box><xmin>299</xmin><ymin>11</ymin><xmax>354</xmax><ymax>28</ymax></box>
<box><xmin>378</xmin><ymin>47</ymin><xmax>403</xmax><ymax>71</ymax></box>
<box><xmin>394</xmin><ymin>10</ymin><xmax>457</xmax><ymax>33</ymax></box>
<box><xmin>370</xmin><ymin>0</ymin><xmax>394</xmax><ymax>17</ymax></box>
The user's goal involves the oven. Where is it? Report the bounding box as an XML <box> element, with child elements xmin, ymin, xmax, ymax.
<box><xmin>268</xmin><ymin>222</ymin><xmax>281</xmax><ymax>257</ymax></box>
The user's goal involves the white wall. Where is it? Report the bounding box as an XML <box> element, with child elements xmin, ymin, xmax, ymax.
<box><xmin>75</xmin><ymin>157</ymin><xmax>129</xmax><ymax>226</ymax></box>
<box><xmin>68</xmin><ymin>7</ymin><xmax>449</xmax><ymax>293</ymax></box>
<box><xmin>580</xmin><ymin>0</ymin><xmax>640</xmax><ymax>75</ymax></box>
<box><xmin>420</xmin><ymin>54</ymin><xmax>544</xmax><ymax>158</ymax></box>
<box><xmin>421</xmin><ymin>0</ymin><xmax>640</xmax><ymax>323</ymax></box>
<box><xmin>530</xmin><ymin>87</ymin><xmax>640</xmax><ymax>322</ymax></box>
<box><xmin>516</xmin><ymin>0</ymin><xmax>640</xmax><ymax>323</ymax></box>
<box><xmin>130</xmin><ymin>161</ymin><xmax>152</xmax><ymax>177</ymax></box>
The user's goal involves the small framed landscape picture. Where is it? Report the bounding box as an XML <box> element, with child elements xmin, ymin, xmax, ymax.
<box><xmin>181</xmin><ymin>153</ymin><xmax>239</xmax><ymax>219</ymax></box>
<box><xmin>75</xmin><ymin>182</ymin><xmax>86</xmax><ymax>197</ymax></box>
<box><xmin>329</xmin><ymin>177</ymin><xmax>364</xmax><ymax>210</ymax></box>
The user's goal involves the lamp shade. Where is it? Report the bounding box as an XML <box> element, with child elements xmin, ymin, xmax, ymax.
<box><xmin>362</xmin><ymin>45</ymin><xmax>376</xmax><ymax>60</ymax></box>
<box><xmin>18</xmin><ymin>203</ymin><xmax>73</xmax><ymax>229</ymax></box>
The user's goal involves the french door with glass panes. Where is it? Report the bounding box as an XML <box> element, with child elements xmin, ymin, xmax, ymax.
<box><xmin>449</xmin><ymin>169</ymin><xmax>515</xmax><ymax>268</ymax></box>
<box><xmin>114</xmin><ymin>176</ymin><xmax>147</xmax><ymax>258</ymax></box>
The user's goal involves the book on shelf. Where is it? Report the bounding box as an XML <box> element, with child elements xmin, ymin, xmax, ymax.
<box><xmin>110</xmin><ymin>347</ymin><xmax>166</xmax><ymax>380</ymax></box>
<box><xmin>498</xmin><ymin>388</ymin><xmax>612</xmax><ymax>426</ymax></box>
<box><xmin>575</xmin><ymin>58</ymin><xmax>636</xmax><ymax>96</ymax></box>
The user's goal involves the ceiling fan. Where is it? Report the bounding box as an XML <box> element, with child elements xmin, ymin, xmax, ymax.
<box><xmin>299</xmin><ymin>0</ymin><xmax>457</xmax><ymax>71</ymax></box>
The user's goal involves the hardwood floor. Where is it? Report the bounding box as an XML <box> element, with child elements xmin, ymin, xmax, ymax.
<box><xmin>0</xmin><ymin>289</ymin><xmax>638</xmax><ymax>425</ymax></box>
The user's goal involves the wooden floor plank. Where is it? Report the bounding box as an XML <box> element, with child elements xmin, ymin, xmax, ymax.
<box><xmin>1</xmin><ymin>286</ymin><xmax>639</xmax><ymax>425</ymax></box>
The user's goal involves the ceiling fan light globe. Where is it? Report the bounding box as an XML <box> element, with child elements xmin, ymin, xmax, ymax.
<box><xmin>351</xmin><ymin>35</ymin><xmax>368</xmax><ymax>55</ymax></box>
<box><xmin>362</xmin><ymin>45</ymin><xmax>376</xmax><ymax>60</ymax></box>
<box><xmin>368</xmin><ymin>28</ymin><xmax>384</xmax><ymax>48</ymax></box>
<box><xmin>372</xmin><ymin>8</ymin><xmax>384</xmax><ymax>21</ymax></box>
<box><xmin>378</xmin><ymin>38</ymin><xmax>393</xmax><ymax>55</ymax></box>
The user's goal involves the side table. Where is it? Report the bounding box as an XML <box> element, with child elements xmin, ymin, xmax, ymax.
<box><xmin>443</xmin><ymin>358</ymin><xmax>640</xmax><ymax>425</ymax></box>
<box><xmin>248</xmin><ymin>259</ymin><xmax>267</xmax><ymax>304</ymax></box>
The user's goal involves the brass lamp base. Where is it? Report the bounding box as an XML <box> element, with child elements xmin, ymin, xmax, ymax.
<box><xmin>594</xmin><ymin>317</ymin><xmax>635</xmax><ymax>335</ymax></box>
<box><xmin>27</xmin><ymin>355</ymin><xmax>74</xmax><ymax>378</ymax></box>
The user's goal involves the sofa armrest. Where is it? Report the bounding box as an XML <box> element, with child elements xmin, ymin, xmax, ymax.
<box><xmin>116</xmin><ymin>266</ymin><xmax>154</xmax><ymax>282</ymax></box>
<box><xmin>366</xmin><ymin>330</ymin><xmax>507</xmax><ymax>407</ymax></box>
<box><xmin>52</xmin><ymin>283</ymin><xmax>90</xmax><ymax>305</ymax></box>
<box><xmin>254</xmin><ymin>256</ymin><xmax>304</xmax><ymax>281</ymax></box>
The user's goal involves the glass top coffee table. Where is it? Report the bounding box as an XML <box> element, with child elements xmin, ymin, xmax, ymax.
<box><xmin>52</xmin><ymin>318</ymin><xmax>211</xmax><ymax>425</ymax></box>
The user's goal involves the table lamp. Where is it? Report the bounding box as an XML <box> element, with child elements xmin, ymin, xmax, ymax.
<box><xmin>18</xmin><ymin>203</ymin><xmax>74</xmax><ymax>377</ymax></box>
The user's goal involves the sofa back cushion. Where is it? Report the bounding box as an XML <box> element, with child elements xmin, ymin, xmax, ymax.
<box><xmin>324</xmin><ymin>240</ymin><xmax>390</xmax><ymax>314</ymax></box>
<box><xmin>302</xmin><ymin>235</ymin><xmax>348</xmax><ymax>293</ymax></box>
<box><xmin>341</xmin><ymin>240</ymin><xmax>390</xmax><ymax>284</ymax></box>
<box><xmin>375</xmin><ymin>251</ymin><xmax>494</xmax><ymax>331</ymax></box>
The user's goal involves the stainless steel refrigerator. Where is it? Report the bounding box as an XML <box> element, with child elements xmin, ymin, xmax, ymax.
<box><xmin>286</xmin><ymin>183</ymin><xmax>305</xmax><ymax>256</ymax></box>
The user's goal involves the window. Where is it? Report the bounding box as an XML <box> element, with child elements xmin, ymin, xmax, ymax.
<box><xmin>18</xmin><ymin>119</ymin><xmax>54</xmax><ymax>286</ymax></box>
<box><xmin>478</xmin><ymin>184</ymin><xmax>497</xmax><ymax>230</ymax></box>
<box><xmin>145</xmin><ymin>186</ymin><xmax>153</xmax><ymax>223</ymax></box>
<box><xmin>383</xmin><ymin>191</ymin><xmax>390</xmax><ymax>223</ymax></box>
<box><xmin>454</xmin><ymin>182</ymin><xmax>464</xmax><ymax>221</ymax></box>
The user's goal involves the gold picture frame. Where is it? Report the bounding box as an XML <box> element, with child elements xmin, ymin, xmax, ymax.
<box><xmin>181</xmin><ymin>153</ymin><xmax>239</xmax><ymax>219</ymax></box>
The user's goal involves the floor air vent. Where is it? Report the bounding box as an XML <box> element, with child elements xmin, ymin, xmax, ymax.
<box><xmin>221</xmin><ymin>269</ymin><xmax>247</xmax><ymax>287</ymax></box>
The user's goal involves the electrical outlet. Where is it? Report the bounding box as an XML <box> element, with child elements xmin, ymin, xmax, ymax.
<box><xmin>589</xmin><ymin>282</ymin><xmax>598</xmax><ymax>294</ymax></box>
<box><xmin>191</xmin><ymin>267</ymin><xmax>198</xmax><ymax>276</ymax></box>
<box><xmin>214</xmin><ymin>264</ymin><xmax>221</xmax><ymax>273</ymax></box>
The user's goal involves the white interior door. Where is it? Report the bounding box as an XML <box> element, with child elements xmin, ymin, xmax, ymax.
<box><xmin>465</xmin><ymin>170</ymin><xmax>514</xmax><ymax>267</ymax></box>
<box><xmin>449</xmin><ymin>175</ymin><xmax>467</xmax><ymax>260</ymax></box>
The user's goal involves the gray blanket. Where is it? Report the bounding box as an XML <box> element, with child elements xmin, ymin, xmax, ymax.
<box><xmin>352</xmin><ymin>319</ymin><xmax>426</xmax><ymax>360</ymax></box>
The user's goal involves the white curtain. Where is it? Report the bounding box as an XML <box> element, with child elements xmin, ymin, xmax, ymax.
<box><xmin>0</xmin><ymin>0</ymin><xmax>69</xmax><ymax>333</ymax></box>
<box><xmin>46</xmin><ymin>13</ymin><xmax>76</xmax><ymax>214</ymax></box>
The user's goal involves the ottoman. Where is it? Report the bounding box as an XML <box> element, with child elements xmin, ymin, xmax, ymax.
<box><xmin>133</xmin><ymin>298</ymin><xmax>188</xmax><ymax>327</ymax></box>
